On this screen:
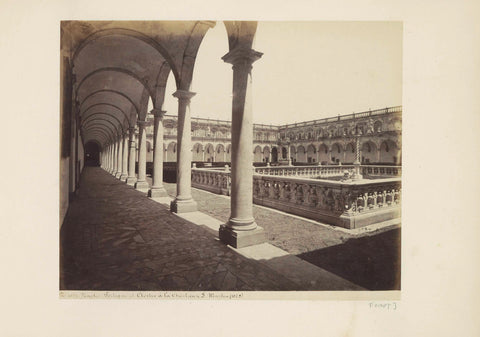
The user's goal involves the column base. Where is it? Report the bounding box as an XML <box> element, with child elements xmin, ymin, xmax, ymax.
<box><xmin>135</xmin><ymin>180</ymin><xmax>149</xmax><ymax>190</ymax></box>
<box><xmin>148</xmin><ymin>187</ymin><xmax>169</xmax><ymax>198</ymax></box>
<box><xmin>126</xmin><ymin>177</ymin><xmax>137</xmax><ymax>186</ymax></box>
<box><xmin>115</xmin><ymin>172</ymin><xmax>122</xmax><ymax>179</ymax></box>
<box><xmin>170</xmin><ymin>198</ymin><xmax>197</xmax><ymax>213</ymax></box>
<box><xmin>219</xmin><ymin>225</ymin><xmax>266</xmax><ymax>248</ymax></box>
<box><xmin>119</xmin><ymin>174</ymin><xmax>128</xmax><ymax>182</ymax></box>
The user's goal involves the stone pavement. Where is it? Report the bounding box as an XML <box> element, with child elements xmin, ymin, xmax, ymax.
<box><xmin>60</xmin><ymin>167</ymin><xmax>363</xmax><ymax>291</ymax></box>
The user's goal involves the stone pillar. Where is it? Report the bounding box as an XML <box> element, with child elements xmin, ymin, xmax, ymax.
<box><xmin>107</xmin><ymin>145</ymin><xmax>111</xmax><ymax>171</ymax></box>
<box><xmin>219</xmin><ymin>47</ymin><xmax>265</xmax><ymax>248</ymax></box>
<box><xmin>170</xmin><ymin>90</ymin><xmax>197</xmax><ymax>213</ymax></box>
<box><xmin>135</xmin><ymin>121</ymin><xmax>150</xmax><ymax>190</ymax></box>
<box><xmin>110</xmin><ymin>144</ymin><xmax>114</xmax><ymax>172</ymax></box>
<box><xmin>148</xmin><ymin>109</ymin><xmax>168</xmax><ymax>198</ymax></box>
<box><xmin>126</xmin><ymin>127</ymin><xmax>137</xmax><ymax>186</ymax></box>
<box><xmin>120</xmin><ymin>134</ymin><xmax>129</xmax><ymax>181</ymax></box>
<box><xmin>202</xmin><ymin>149</ymin><xmax>205</xmax><ymax>162</ymax></box>
<box><xmin>115</xmin><ymin>137</ymin><xmax>123</xmax><ymax>178</ymax></box>
<box><xmin>112</xmin><ymin>141</ymin><xmax>118</xmax><ymax>175</ymax></box>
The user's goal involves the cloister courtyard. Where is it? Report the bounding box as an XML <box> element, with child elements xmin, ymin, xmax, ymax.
<box><xmin>61</xmin><ymin>166</ymin><xmax>400</xmax><ymax>291</ymax></box>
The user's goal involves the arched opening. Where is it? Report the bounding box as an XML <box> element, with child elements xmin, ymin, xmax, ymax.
<box><xmin>345</xmin><ymin>142</ymin><xmax>356</xmax><ymax>164</ymax></box>
<box><xmin>205</xmin><ymin>143</ymin><xmax>215</xmax><ymax>162</ymax></box>
<box><xmin>290</xmin><ymin>145</ymin><xmax>297</xmax><ymax>163</ymax></box>
<box><xmin>166</xmin><ymin>142</ymin><xmax>177</xmax><ymax>162</ymax></box>
<box><xmin>361</xmin><ymin>141</ymin><xmax>378</xmax><ymax>164</ymax></box>
<box><xmin>331</xmin><ymin>143</ymin><xmax>343</xmax><ymax>164</ymax></box>
<box><xmin>380</xmin><ymin>140</ymin><xmax>400</xmax><ymax>164</ymax></box>
<box><xmin>271</xmin><ymin>147</ymin><xmax>278</xmax><ymax>163</ymax></box>
<box><xmin>306</xmin><ymin>144</ymin><xmax>316</xmax><ymax>163</ymax></box>
<box><xmin>263</xmin><ymin>146</ymin><xmax>271</xmax><ymax>163</ymax></box>
<box><xmin>318</xmin><ymin>144</ymin><xmax>329</xmax><ymax>164</ymax></box>
<box><xmin>253</xmin><ymin>145</ymin><xmax>263</xmax><ymax>163</ymax></box>
<box><xmin>192</xmin><ymin>143</ymin><xmax>204</xmax><ymax>161</ymax></box>
<box><xmin>297</xmin><ymin>145</ymin><xmax>306</xmax><ymax>163</ymax></box>
<box><xmin>215</xmin><ymin>144</ymin><xmax>225</xmax><ymax>162</ymax></box>
<box><xmin>84</xmin><ymin>141</ymin><xmax>101</xmax><ymax>166</ymax></box>
<box><xmin>146</xmin><ymin>140</ymin><xmax>153</xmax><ymax>162</ymax></box>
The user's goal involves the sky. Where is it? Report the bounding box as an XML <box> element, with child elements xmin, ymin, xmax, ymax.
<box><xmin>161</xmin><ymin>21</ymin><xmax>403</xmax><ymax>125</ymax></box>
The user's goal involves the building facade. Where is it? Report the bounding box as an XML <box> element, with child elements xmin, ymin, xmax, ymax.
<box><xmin>140</xmin><ymin>106</ymin><xmax>402</xmax><ymax>166</ymax></box>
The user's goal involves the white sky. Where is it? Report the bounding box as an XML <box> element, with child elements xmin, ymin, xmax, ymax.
<box><xmin>162</xmin><ymin>21</ymin><xmax>403</xmax><ymax>125</ymax></box>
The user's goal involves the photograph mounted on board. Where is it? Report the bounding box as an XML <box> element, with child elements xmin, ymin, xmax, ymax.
<box><xmin>59</xmin><ymin>21</ymin><xmax>402</xmax><ymax>296</ymax></box>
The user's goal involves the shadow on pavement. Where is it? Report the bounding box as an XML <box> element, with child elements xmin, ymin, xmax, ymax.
<box><xmin>297</xmin><ymin>228</ymin><xmax>401</xmax><ymax>290</ymax></box>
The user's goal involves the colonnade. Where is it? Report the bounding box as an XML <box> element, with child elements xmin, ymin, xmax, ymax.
<box><xmin>99</xmin><ymin>41</ymin><xmax>264</xmax><ymax>248</ymax></box>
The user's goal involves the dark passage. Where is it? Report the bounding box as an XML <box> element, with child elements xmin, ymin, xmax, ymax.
<box><xmin>84</xmin><ymin>141</ymin><xmax>100</xmax><ymax>166</ymax></box>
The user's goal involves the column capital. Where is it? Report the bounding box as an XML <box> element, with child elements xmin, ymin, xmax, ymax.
<box><xmin>150</xmin><ymin>108</ymin><xmax>167</xmax><ymax>119</ymax></box>
<box><xmin>173</xmin><ymin>90</ymin><xmax>196</xmax><ymax>102</ymax></box>
<box><xmin>222</xmin><ymin>48</ymin><xmax>263</xmax><ymax>66</ymax></box>
<box><xmin>136</xmin><ymin>120</ymin><xmax>151</xmax><ymax>128</ymax></box>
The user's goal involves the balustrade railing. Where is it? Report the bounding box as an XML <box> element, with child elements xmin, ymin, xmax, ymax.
<box><xmin>254</xmin><ymin>165</ymin><xmax>401</xmax><ymax>178</ymax></box>
<box><xmin>191</xmin><ymin>167</ymin><xmax>401</xmax><ymax>228</ymax></box>
<box><xmin>192</xmin><ymin>168</ymin><xmax>232</xmax><ymax>196</ymax></box>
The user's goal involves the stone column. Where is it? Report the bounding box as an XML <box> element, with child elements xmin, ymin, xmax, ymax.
<box><xmin>115</xmin><ymin>137</ymin><xmax>123</xmax><ymax>178</ymax></box>
<box><xmin>219</xmin><ymin>47</ymin><xmax>265</xmax><ymax>248</ymax></box>
<box><xmin>135</xmin><ymin>121</ymin><xmax>150</xmax><ymax>190</ymax></box>
<box><xmin>148</xmin><ymin>109</ymin><xmax>168</xmax><ymax>198</ymax></box>
<box><xmin>110</xmin><ymin>144</ymin><xmax>114</xmax><ymax>172</ymax></box>
<box><xmin>120</xmin><ymin>134</ymin><xmax>129</xmax><ymax>181</ymax></box>
<box><xmin>112</xmin><ymin>141</ymin><xmax>118</xmax><ymax>175</ymax></box>
<box><xmin>104</xmin><ymin>147</ymin><xmax>108</xmax><ymax>170</ymax></box>
<box><xmin>126</xmin><ymin>127</ymin><xmax>137</xmax><ymax>186</ymax></box>
<box><xmin>170</xmin><ymin>90</ymin><xmax>197</xmax><ymax>213</ymax></box>
<box><xmin>107</xmin><ymin>145</ymin><xmax>111</xmax><ymax>171</ymax></box>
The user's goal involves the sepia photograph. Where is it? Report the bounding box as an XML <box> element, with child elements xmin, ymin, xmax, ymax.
<box><xmin>59</xmin><ymin>21</ymin><xmax>402</xmax><ymax>294</ymax></box>
<box><xmin>1</xmin><ymin>0</ymin><xmax>480</xmax><ymax>336</ymax></box>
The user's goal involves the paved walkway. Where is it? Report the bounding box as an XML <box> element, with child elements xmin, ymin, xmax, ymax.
<box><xmin>60</xmin><ymin>167</ymin><xmax>363</xmax><ymax>291</ymax></box>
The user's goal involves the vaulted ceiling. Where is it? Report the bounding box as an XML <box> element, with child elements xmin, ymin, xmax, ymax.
<box><xmin>61</xmin><ymin>21</ymin><xmax>216</xmax><ymax>147</ymax></box>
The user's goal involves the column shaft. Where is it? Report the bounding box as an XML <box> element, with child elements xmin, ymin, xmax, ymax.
<box><xmin>170</xmin><ymin>90</ymin><xmax>197</xmax><ymax>213</ymax></box>
<box><xmin>148</xmin><ymin>109</ymin><xmax>168</xmax><ymax>197</ymax></box>
<box><xmin>116</xmin><ymin>138</ymin><xmax>123</xmax><ymax>178</ymax></box>
<box><xmin>135</xmin><ymin>122</ymin><xmax>149</xmax><ymax>190</ymax></box>
<box><xmin>112</xmin><ymin>142</ymin><xmax>117</xmax><ymax>175</ymax></box>
<box><xmin>219</xmin><ymin>47</ymin><xmax>265</xmax><ymax>248</ymax></box>
<box><xmin>126</xmin><ymin>128</ymin><xmax>137</xmax><ymax>185</ymax></box>
<box><xmin>120</xmin><ymin>135</ymin><xmax>129</xmax><ymax>181</ymax></box>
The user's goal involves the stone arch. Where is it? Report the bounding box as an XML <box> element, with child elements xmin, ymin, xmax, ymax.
<box><xmin>345</xmin><ymin>142</ymin><xmax>356</xmax><ymax>164</ymax></box>
<box><xmin>253</xmin><ymin>145</ymin><xmax>263</xmax><ymax>163</ymax></box>
<box><xmin>215</xmin><ymin>144</ymin><xmax>225</xmax><ymax>162</ymax></box>
<box><xmin>297</xmin><ymin>145</ymin><xmax>307</xmax><ymax>163</ymax></box>
<box><xmin>379</xmin><ymin>140</ymin><xmax>400</xmax><ymax>164</ymax></box>
<box><xmin>318</xmin><ymin>143</ymin><xmax>329</xmax><ymax>164</ymax></box>
<box><xmin>166</xmin><ymin>142</ymin><xmax>177</xmax><ymax>162</ymax></box>
<box><xmin>271</xmin><ymin>147</ymin><xmax>278</xmax><ymax>163</ymax></box>
<box><xmin>263</xmin><ymin>146</ymin><xmax>271</xmax><ymax>163</ymax></box>
<box><xmin>331</xmin><ymin>143</ymin><xmax>344</xmax><ymax>164</ymax></box>
<box><xmin>72</xmin><ymin>28</ymin><xmax>180</xmax><ymax>86</ymax></box>
<box><xmin>146</xmin><ymin>140</ymin><xmax>153</xmax><ymax>162</ymax></box>
<box><xmin>205</xmin><ymin>143</ymin><xmax>215</xmax><ymax>162</ymax></box>
<box><xmin>361</xmin><ymin>141</ymin><xmax>377</xmax><ymax>164</ymax></box>
<box><xmin>192</xmin><ymin>143</ymin><xmax>203</xmax><ymax>162</ymax></box>
<box><xmin>306</xmin><ymin>144</ymin><xmax>316</xmax><ymax>163</ymax></box>
<box><xmin>290</xmin><ymin>145</ymin><xmax>297</xmax><ymax>163</ymax></box>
